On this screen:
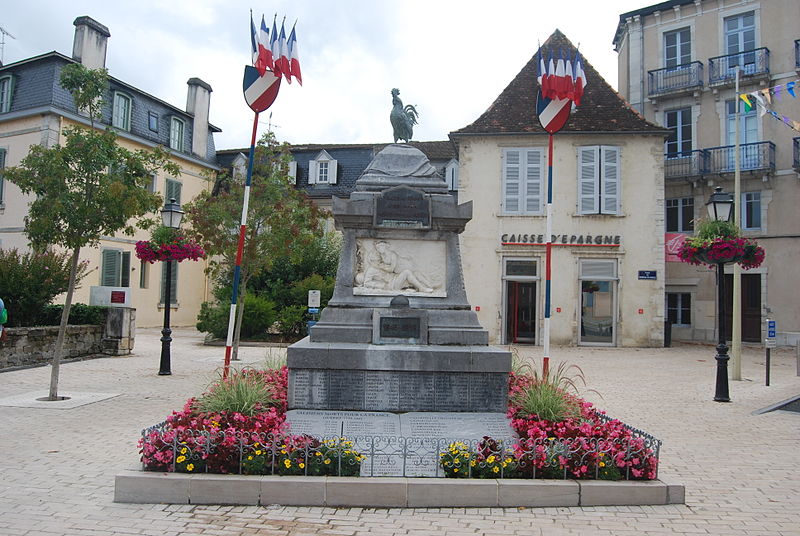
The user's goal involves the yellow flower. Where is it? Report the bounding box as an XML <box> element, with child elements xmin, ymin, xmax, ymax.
<box><xmin>254</xmin><ymin>442</ymin><xmax>260</xmax><ymax>447</ymax></box>
<box><xmin>284</xmin><ymin>459</ymin><xmax>292</xmax><ymax>468</ymax></box>
<box><xmin>470</xmin><ymin>460</ymin><xmax>476</xmax><ymax>467</ymax></box>
<box><xmin>299</xmin><ymin>463</ymin><xmax>305</xmax><ymax>469</ymax></box>
<box><xmin>255</xmin><ymin>450</ymin><xmax>262</xmax><ymax>455</ymax></box>
<box><xmin>186</xmin><ymin>464</ymin><xmax>194</xmax><ymax>472</ymax></box>
<box><xmin>505</xmin><ymin>458</ymin><xmax>512</xmax><ymax>464</ymax></box>
<box><xmin>492</xmin><ymin>466</ymin><xmax>500</xmax><ymax>473</ymax></box>
<box><xmin>176</xmin><ymin>456</ymin><xmax>186</xmax><ymax>463</ymax></box>
<box><xmin>247</xmin><ymin>456</ymin><xmax>253</xmax><ymax>461</ymax></box>
<box><xmin>454</xmin><ymin>458</ymin><xmax>460</xmax><ymax>464</ymax></box>
<box><xmin>599</xmin><ymin>461</ymin><xmax>606</xmax><ymax>467</ymax></box>
<box><xmin>180</xmin><ymin>448</ymin><xmax>187</xmax><ymax>455</ymax></box>
<box><xmin>486</xmin><ymin>455</ymin><xmax>495</xmax><ymax>464</ymax></box>
<box><xmin>324</xmin><ymin>459</ymin><xmax>331</xmax><ymax>465</ymax></box>
<box><xmin>453</xmin><ymin>468</ymin><xmax>459</xmax><ymax>473</ymax></box>
<box><xmin>316</xmin><ymin>452</ymin><xmax>322</xmax><ymax>456</ymax></box>
<box><xmin>280</xmin><ymin>449</ymin><xmax>287</xmax><ymax>454</ymax></box>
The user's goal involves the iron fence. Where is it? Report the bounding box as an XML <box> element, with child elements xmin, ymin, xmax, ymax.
<box><xmin>709</xmin><ymin>48</ymin><xmax>770</xmax><ymax>84</ymax></box>
<box><xmin>664</xmin><ymin>150</ymin><xmax>708</xmax><ymax>179</ymax></box>
<box><xmin>648</xmin><ymin>62</ymin><xmax>703</xmax><ymax>96</ymax></box>
<box><xmin>705</xmin><ymin>141</ymin><xmax>775</xmax><ymax>174</ymax></box>
<box><xmin>140</xmin><ymin>413</ymin><xmax>661</xmax><ymax>480</ymax></box>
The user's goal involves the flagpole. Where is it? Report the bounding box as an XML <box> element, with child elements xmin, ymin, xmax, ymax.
<box><xmin>223</xmin><ymin>110</ymin><xmax>260</xmax><ymax>380</ymax></box>
<box><xmin>732</xmin><ymin>65</ymin><xmax>742</xmax><ymax>381</ymax></box>
<box><xmin>543</xmin><ymin>133</ymin><xmax>554</xmax><ymax>378</ymax></box>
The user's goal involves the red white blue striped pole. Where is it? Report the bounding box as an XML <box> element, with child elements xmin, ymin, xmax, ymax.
<box><xmin>543</xmin><ymin>133</ymin><xmax>554</xmax><ymax>378</ymax></box>
<box><xmin>223</xmin><ymin>111</ymin><xmax>259</xmax><ymax>379</ymax></box>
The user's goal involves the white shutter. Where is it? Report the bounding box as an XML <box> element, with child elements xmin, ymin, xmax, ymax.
<box><xmin>328</xmin><ymin>159</ymin><xmax>338</xmax><ymax>185</ymax></box>
<box><xmin>308</xmin><ymin>159</ymin><xmax>317</xmax><ymax>184</ymax></box>
<box><xmin>524</xmin><ymin>149</ymin><xmax>543</xmax><ymax>213</ymax></box>
<box><xmin>601</xmin><ymin>146</ymin><xmax>620</xmax><ymax>215</ymax></box>
<box><xmin>287</xmin><ymin>160</ymin><xmax>297</xmax><ymax>185</ymax></box>
<box><xmin>578</xmin><ymin>147</ymin><xmax>599</xmax><ymax>214</ymax></box>
<box><xmin>101</xmin><ymin>250</ymin><xmax>120</xmax><ymax>286</ymax></box>
<box><xmin>503</xmin><ymin>149</ymin><xmax>521</xmax><ymax>213</ymax></box>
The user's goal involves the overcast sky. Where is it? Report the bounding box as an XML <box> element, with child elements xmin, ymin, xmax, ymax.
<box><xmin>3</xmin><ymin>0</ymin><xmax>649</xmax><ymax>150</ymax></box>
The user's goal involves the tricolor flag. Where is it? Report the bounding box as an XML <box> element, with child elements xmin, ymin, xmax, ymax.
<box><xmin>554</xmin><ymin>51</ymin><xmax>567</xmax><ymax>99</ymax></box>
<box><xmin>270</xmin><ymin>16</ymin><xmax>281</xmax><ymax>77</ymax></box>
<box><xmin>288</xmin><ymin>23</ymin><xmax>302</xmax><ymax>85</ymax></box>
<box><xmin>573</xmin><ymin>51</ymin><xmax>586</xmax><ymax>106</ymax></box>
<box><xmin>250</xmin><ymin>14</ymin><xmax>262</xmax><ymax>74</ymax></box>
<box><xmin>537</xmin><ymin>52</ymin><xmax>546</xmax><ymax>88</ymax></box>
<box><xmin>259</xmin><ymin>15</ymin><xmax>273</xmax><ymax>72</ymax></box>
<box><xmin>243</xmin><ymin>65</ymin><xmax>281</xmax><ymax>113</ymax></box>
<box><xmin>546</xmin><ymin>52</ymin><xmax>555</xmax><ymax>97</ymax></box>
<box><xmin>564</xmin><ymin>54</ymin><xmax>574</xmax><ymax>101</ymax></box>
<box><xmin>278</xmin><ymin>21</ymin><xmax>291</xmax><ymax>83</ymax></box>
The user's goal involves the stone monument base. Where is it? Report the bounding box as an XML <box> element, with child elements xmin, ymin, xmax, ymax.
<box><xmin>287</xmin><ymin>338</ymin><xmax>510</xmax><ymax>412</ymax></box>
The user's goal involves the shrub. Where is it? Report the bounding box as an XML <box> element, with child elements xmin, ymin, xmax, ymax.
<box><xmin>196</xmin><ymin>293</ymin><xmax>277</xmax><ymax>339</ymax></box>
<box><xmin>195</xmin><ymin>368</ymin><xmax>281</xmax><ymax>416</ymax></box>
<box><xmin>37</xmin><ymin>303</ymin><xmax>108</xmax><ymax>326</ymax></box>
<box><xmin>275</xmin><ymin>304</ymin><xmax>307</xmax><ymax>339</ymax></box>
<box><xmin>290</xmin><ymin>274</ymin><xmax>335</xmax><ymax>309</ymax></box>
<box><xmin>0</xmin><ymin>248</ymin><xmax>89</xmax><ymax>327</ymax></box>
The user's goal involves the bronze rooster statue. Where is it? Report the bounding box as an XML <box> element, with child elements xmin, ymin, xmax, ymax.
<box><xmin>390</xmin><ymin>88</ymin><xmax>418</xmax><ymax>143</ymax></box>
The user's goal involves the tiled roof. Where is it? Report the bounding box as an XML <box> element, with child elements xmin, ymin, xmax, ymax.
<box><xmin>219</xmin><ymin>141</ymin><xmax>456</xmax><ymax>161</ymax></box>
<box><xmin>451</xmin><ymin>30</ymin><xmax>667</xmax><ymax>137</ymax></box>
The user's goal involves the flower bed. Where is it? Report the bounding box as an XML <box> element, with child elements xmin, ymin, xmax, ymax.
<box><xmin>135</xmin><ymin>226</ymin><xmax>205</xmax><ymax>263</ymax></box>
<box><xmin>139</xmin><ymin>368</ymin><xmax>660</xmax><ymax>480</ymax></box>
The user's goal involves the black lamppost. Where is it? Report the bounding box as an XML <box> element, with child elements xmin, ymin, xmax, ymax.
<box><xmin>158</xmin><ymin>198</ymin><xmax>184</xmax><ymax>376</ymax></box>
<box><xmin>706</xmin><ymin>186</ymin><xmax>735</xmax><ymax>402</ymax></box>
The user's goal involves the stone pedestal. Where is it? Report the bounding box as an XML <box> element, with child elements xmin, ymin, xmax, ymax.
<box><xmin>287</xmin><ymin>144</ymin><xmax>510</xmax><ymax>413</ymax></box>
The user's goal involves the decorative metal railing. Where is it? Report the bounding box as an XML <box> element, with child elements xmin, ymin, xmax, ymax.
<box><xmin>140</xmin><ymin>413</ymin><xmax>661</xmax><ymax>480</ymax></box>
<box><xmin>705</xmin><ymin>141</ymin><xmax>775</xmax><ymax>174</ymax></box>
<box><xmin>709</xmin><ymin>48</ymin><xmax>770</xmax><ymax>84</ymax></box>
<box><xmin>648</xmin><ymin>62</ymin><xmax>704</xmax><ymax>96</ymax></box>
<box><xmin>664</xmin><ymin>150</ymin><xmax>708</xmax><ymax>179</ymax></box>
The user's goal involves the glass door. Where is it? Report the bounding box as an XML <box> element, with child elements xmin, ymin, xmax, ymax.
<box><xmin>579</xmin><ymin>259</ymin><xmax>617</xmax><ymax>346</ymax></box>
<box><xmin>503</xmin><ymin>259</ymin><xmax>538</xmax><ymax>344</ymax></box>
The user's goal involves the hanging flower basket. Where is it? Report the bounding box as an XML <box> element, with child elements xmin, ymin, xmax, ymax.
<box><xmin>678</xmin><ymin>236</ymin><xmax>764</xmax><ymax>269</ymax></box>
<box><xmin>135</xmin><ymin>227</ymin><xmax>206</xmax><ymax>264</ymax></box>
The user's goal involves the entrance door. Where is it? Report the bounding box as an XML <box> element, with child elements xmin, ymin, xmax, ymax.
<box><xmin>723</xmin><ymin>273</ymin><xmax>761</xmax><ymax>342</ymax></box>
<box><xmin>579</xmin><ymin>259</ymin><xmax>617</xmax><ymax>346</ymax></box>
<box><xmin>506</xmin><ymin>281</ymin><xmax>537</xmax><ymax>343</ymax></box>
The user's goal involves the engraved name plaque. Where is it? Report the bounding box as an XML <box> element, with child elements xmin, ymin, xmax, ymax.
<box><xmin>375</xmin><ymin>186</ymin><xmax>431</xmax><ymax>228</ymax></box>
<box><xmin>379</xmin><ymin>317</ymin><xmax>420</xmax><ymax>339</ymax></box>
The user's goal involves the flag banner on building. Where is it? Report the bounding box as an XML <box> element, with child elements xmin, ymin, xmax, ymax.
<box><xmin>536</xmin><ymin>48</ymin><xmax>586</xmax><ymax>133</ymax></box>
<box><xmin>739</xmin><ymin>79</ymin><xmax>800</xmax><ymax>133</ymax></box>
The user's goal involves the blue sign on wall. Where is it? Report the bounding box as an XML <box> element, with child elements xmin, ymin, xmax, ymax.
<box><xmin>767</xmin><ymin>319</ymin><xmax>776</xmax><ymax>339</ymax></box>
<box><xmin>638</xmin><ymin>270</ymin><xmax>657</xmax><ymax>280</ymax></box>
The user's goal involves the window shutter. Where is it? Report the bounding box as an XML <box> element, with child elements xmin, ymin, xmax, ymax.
<box><xmin>287</xmin><ymin>160</ymin><xmax>297</xmax><ymax>185</ymax></box>
<box><xmin>161</xmin><ymin>261</ymin><xmax>178</xmax><ymax>304</ymax></box>
<box><xmin>578</xmin><ymin>147</ymin><xmax>599</xmax><ymax>214</ymax></box>
<box><xmin>308</xmin><ymin>159</ymin><xmax>317</xmax><ymax>184</ymax></box>
<box><xmin>600</xmin><ymin>146</ymin><xmax>620</xmax><ymax>215</ymax></box>
<box><xmin>101</xmin><ymin>250</ymin><xmax>120</xmax><ymax>286</ymax></box>
<box><xmin>328</xmin><ymin>159</ymin><xmax>338</xmax><ymax>184</ymax></box>
<box><xmin>121</xmin><ymin>251</ymin><xmax>131</xmax><ymax>287</ymax></box>
<box><xmin>165</xmin><ymin>179</ymin><xmax>182</xmax><ymax>204</ymax></box>
<box><xmin>524</xmin><ymin>149</ymin><xmax>543</xmax><ymax>213</ymax></box>
<box><xmin>503</xmin><ymin>149</ymin><xmax>521</xmax><ymax>213</ymax></box>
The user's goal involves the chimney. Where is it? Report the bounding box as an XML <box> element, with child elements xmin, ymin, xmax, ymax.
<box><xmin>186</xmin><ymin>78</ymin><xmax>212</xmax><ymax>159</ymax></box>
<box><xmin>72</xmin><ymin>16</ymin><xmax>110</xmax><ymax>69</ymax></box>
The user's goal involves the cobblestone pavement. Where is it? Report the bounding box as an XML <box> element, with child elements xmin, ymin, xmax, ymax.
<box><xmin>1</xmin><ymin>327</ymin><xmax>798</xmax><ymax>535</ymax></box>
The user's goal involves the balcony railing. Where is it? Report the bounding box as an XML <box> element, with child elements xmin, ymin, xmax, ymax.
<box><xmin>793</xmin><ymin>137</ymin><xmax>800</xmax><ymax>172</ymax></box>
<box><xmin>709</xmin><ymin>48</ymin><xmax>770</xmax><ymax>85</ymax></box>
<box><xmin>664</xmin><ymin>150</ymin><xmax>708</xmax><ymax>180</ymax></box>
<box><xmin>648</xmin><ymin>62</ymin><xmax>704</xmax><ymax>97</ymax></box>
<box><xmin>705</xmin><ymin>141</ymin><xmax>775</xmax><ymax>174</ymax></box>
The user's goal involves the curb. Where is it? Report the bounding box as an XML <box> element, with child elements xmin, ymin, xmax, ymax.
<box><xmin>114</xmin><ymin>471</ymin><xmax>685</xmax><ymax>508</ymax></box>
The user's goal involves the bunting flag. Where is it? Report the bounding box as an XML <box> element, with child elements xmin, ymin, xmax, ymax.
<box><xmin>738</xmin><ymin>77</ymin><xmax>800</xmax><ymax>132</ymax></box>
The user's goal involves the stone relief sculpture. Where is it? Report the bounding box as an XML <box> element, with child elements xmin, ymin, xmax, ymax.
<box><xmin>354</xmin><ymin>239</ymin><xmax>445</xmax><ymax>297</ymax></box>
<box><xmin>389</xmin><ymin>88</ymin><xmax>418</xmax><ymax>143</ymax></box>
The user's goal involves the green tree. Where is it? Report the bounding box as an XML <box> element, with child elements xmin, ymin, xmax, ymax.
<box><xmin>184</xmin><ymin>132</ymin><xmax>324</xmax><ymax>358</ymax></box>
<box><xmin>3</xmin><ymin>63</ymin><xmax>178</xmax><ymax>400</ymax></box>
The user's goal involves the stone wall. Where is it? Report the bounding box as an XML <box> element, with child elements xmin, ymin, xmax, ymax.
<box><xmin>0</xmin><ymin>325</ymin><xmax>104</xmax><ymax>369</ymax></box>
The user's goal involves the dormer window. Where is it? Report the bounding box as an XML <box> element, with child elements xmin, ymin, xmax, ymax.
<box><xmin>0</xmin><ymin>75</ymin><xmax>14</xmax><ymax>113</ymax></box>
<box><xmin>112</xmin><ymin>92</ymin><xmax>131</xmax><ymax>131</ymax></box>
<box><xmin>445</xmin><ymin>158</ymin><xmax>459</xmax><ymax>191</ymax></box>
<box><xmin>308</xmin><ymin>150</ymin><xmax>337</xmax><ymax>185</ymax></box>
<box><xmin>170</xmin><ymin>117</ymin><xmax>185</xmax><ymax>152</ymax></box>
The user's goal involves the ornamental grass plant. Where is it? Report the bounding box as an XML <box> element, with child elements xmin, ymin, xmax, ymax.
<box><xmin>195</xmin><ymin>368</ymin><xmax>281</xmax><ymax>416</ymax></box>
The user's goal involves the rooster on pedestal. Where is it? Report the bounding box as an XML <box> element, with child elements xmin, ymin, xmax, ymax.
<box><xmin>390</xmin><ymin>88</ymin><xmax>418</xmax><ymax>143</ymax></box>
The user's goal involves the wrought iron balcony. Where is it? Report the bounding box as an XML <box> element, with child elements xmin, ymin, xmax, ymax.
<box><xmin>648</xmin><ymin>62</ymin><xmax>703</xmax><ymax>97</ymax></box>
<box><xmin>793</xmin><ymin>137</ymin><xmax>800</xmax><ymax>172</ymax></box>
<box><xmin>705</xmin><ymin>141</ymin><xmax>775</xmax><ymax>174</ymax></box>
<box><xmin>709</xmin><ymin>48</ymin><xmax>770</xmax><ymax>86</ymax></box>
<box><xmin>664</xmin><ymin>150</ymin><xmax>708</xmax><ymax>180</ymax></box>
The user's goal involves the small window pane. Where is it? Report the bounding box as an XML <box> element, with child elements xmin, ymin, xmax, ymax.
<box><xmin>148</xmin><ymin>112</ymin><xmax>159</xmax><ymax>132</ymax></box>
<box><xmin>505</xmin><ymin>261</ymin><xmax>537</xmax><ymax>277</ymax></box>
<box><xmin>170</xmin><ymin>118</ymin><xmax>184</xmax><ymax>151</ymax></box>
<box><xmin>113</xmin><ymin>93</ymin><xmax>131</xmax><ymax>130</ymax></box>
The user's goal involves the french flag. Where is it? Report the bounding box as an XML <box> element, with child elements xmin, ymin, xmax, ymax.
<box><xmin>537</xmin><ymin>52</ymin><xmax>546</xmax><ymax>89</ymax></box>
<box><xmin>250</xmin><ymin>15</ymin><xmax>262</xmax><ymax>74</ymax></box>
<box><xmin>278</xmin><ymin>21</ymin><xmax>291</xmax><ymax>83</ymax></box>
<box><xmin>259</xmin><ymin>15</ymin><xmax>273</xmax><ymax>72</ymax></box>
<box><xmin>270</xmin><ymin>16</ymin><xmax>282</xmax><ymax>77</ymax></box>
<box><xmin>573</xmin><ymin>51</ymin><xmax>587</xmax><ymax>106</ymax></box>
<box><xmin>288</xmin><ymin>23</ymin><xmax>302</xmax><ymax>86</ymax></box>
<box><xmin>554</xmin><ymin>52</ymin><xmax>567</xmax><ymax>99</ymax></box>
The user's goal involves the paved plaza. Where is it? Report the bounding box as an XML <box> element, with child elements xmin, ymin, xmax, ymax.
<box><xmin>1</xmin><ymin>327</ymin><xmax>798</xmax><ymax>535</ymax></box>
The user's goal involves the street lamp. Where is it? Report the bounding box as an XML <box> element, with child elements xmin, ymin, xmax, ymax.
<box><xmin>158</xmin><ymin>198</ymin><xmax>184</xmax><ymax>376</ymax></box>
<box><xmin>706</xmin><ymin>186</ymin><xmax>734</xmax><ymax>402</ymax></box>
